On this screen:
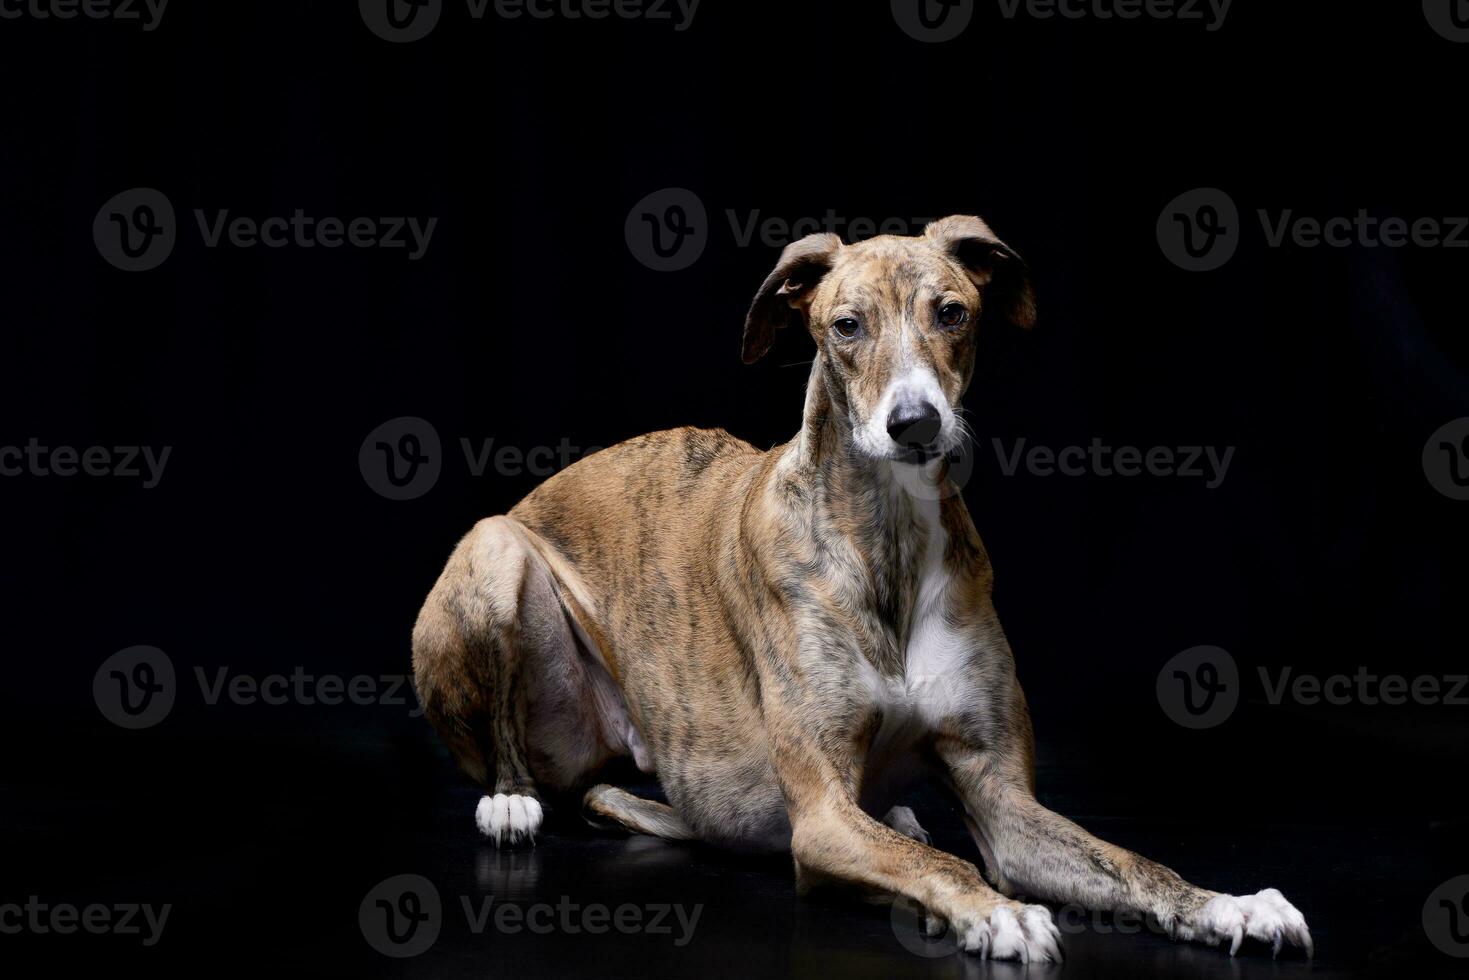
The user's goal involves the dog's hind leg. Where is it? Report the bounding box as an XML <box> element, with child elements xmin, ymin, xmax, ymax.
<box><xmin>413</xmin><ymin>515</ymin><xmax>597</xmax><ymax>846</ymax></box>
<box><xmin>582</xmin><ymin>785</ymin><xmax>697</xmax><ymax>841</ymax></box>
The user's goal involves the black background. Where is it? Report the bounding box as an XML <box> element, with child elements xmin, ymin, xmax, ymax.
<box><xmin>1</xmin><ymin>1</ymin><xmax>1466</xmax><ymax>977</ymax></box>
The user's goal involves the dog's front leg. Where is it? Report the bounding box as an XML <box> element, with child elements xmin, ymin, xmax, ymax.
<box><xmin>767</xmin><ymin>715</ymin><xmax>1060</xmax><ymax>962</ymax></box>
<box><xmin>936</xmin><ymin>734</ymin><xmax>1313</xmax><ymax>957</ymax></box>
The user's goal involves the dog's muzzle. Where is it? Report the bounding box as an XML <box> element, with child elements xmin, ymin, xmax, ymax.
<box><xmin>887</xmin><ymin>400</ymin><xmax>943</xmax><ymax>461</ymax></box>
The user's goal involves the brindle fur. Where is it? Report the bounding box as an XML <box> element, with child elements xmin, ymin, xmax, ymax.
<box><xmin>412</xmin><ymin>216</ymin><xmax>1312</xmax><ymax>961</ymax></box>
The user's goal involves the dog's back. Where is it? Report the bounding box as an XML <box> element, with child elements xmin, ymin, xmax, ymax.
<box><xmin>511</xmin><ymin>425</ymin><xmax>765</xmax><ymax>610</ymax></box>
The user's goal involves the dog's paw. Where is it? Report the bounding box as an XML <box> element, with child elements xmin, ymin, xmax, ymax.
<box><xmin>955</xmin><ymin>902</ymin><xmax>1062</xmax><ymax>963</ymax></box>
<box><xmin>1176</xmin><ymin>889</ymin><xmax>1312</xmax><ymax>957</ymax></box>
<box><xmin>883</xmin><ymin>805</ymin><xmax>930</xmax><ymax>845</ymax></box>
<box><xmin>475</xmin><ymin>793</ymin><xmax>543</xmax><ymax>847</ymax></box>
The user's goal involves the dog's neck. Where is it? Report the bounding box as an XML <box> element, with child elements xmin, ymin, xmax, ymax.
<box><xmin>790</xmin><ymin>358</ymin><xmax>948</xmax><ymax>636</ymax></box>
<box><xmin>796</xmin><ymin>355</ymin><xmax>949</xmax><ymax>503</ymax></box>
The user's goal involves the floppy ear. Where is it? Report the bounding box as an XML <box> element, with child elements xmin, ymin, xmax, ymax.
<box><xmin>741</xmin><ymin>233</ymin><xmax>843</xmax><ymax>364</ymax></box>
<box><xmin>925</xmin><ymin>215</ymin><xmax>1036</xmax><ymax>331</ymax></box>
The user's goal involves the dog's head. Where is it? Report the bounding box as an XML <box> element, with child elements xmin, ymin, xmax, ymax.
<box><xmin>742</xmin><ymin>215</ymin><xmax>1035</xmax><ymax>462</ymax></box>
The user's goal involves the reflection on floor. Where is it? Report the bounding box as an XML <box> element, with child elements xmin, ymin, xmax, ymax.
<box><xmin>1</xmin><ymin>716</ymin><xmax>1463</xmax><ymax>979</ymax></box>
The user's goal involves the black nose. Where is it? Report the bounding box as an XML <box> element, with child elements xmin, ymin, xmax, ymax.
<box><xmin>886</xmin><ymin>401</ymin><xmax>942</xmax><ymax>450</ymax></box>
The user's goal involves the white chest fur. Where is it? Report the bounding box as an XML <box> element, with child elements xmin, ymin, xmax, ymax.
<box><xmin>861</xmin><ymin>480</ymin><xmax>975</xmax><ymax>741</ymax></box>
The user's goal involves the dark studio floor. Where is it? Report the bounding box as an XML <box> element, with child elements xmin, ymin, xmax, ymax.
<box><xmin>3</xmin><ymin>700</ymin><xmax>1464</xmax><ymax>979</ymax></box>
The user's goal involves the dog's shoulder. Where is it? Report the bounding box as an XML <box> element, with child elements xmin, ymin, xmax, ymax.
<box><xmin>662</xmin><ymin>426</ymin><xmax>764</xmax><ymax>474</ymax></box>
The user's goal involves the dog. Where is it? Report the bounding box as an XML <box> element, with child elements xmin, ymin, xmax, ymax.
<box><xmin>411</xmin><ymin>216</ymin><xmax>1312</xmax><ymax>962</ymax></box>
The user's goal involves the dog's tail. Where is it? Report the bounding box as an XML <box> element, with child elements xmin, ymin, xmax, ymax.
<box><xmin>412</xmin><ymin>516</ymin><xmax>545</xmax><ymax>845</ymax></box>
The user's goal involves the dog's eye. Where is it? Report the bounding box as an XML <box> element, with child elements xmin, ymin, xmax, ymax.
<box><xmin>832</xmin><ymin>317</ymin><xmax>860</xmax><ymax>339</ymax></box>
<box><xmin>938</xmin><ymin>302</ymin><xmax>969</xmax><ymax>330</ymax></box>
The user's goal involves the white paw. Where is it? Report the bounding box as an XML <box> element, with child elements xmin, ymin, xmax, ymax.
<box><xmin>882</xmin><ymin>805</ymin><xmax>930</xmax><ymax>845</ymax></box>
<box><xmin>1178</xmin><ymin>888</ymin><xmax>1313</xmax><ymax>957</ymax></box>
<box><xmin>475</xmin><ymin>793</ymin><xmax>543</xmax><ymax>847</ymax></box>
<box><xmin>957</xmin><ymin>903</ymin><xmax>1062</xmax><ymax>963</ymax></box>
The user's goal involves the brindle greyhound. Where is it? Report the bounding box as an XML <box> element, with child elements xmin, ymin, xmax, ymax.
<box><xmin>411</xmin><ymin>216</ymin><xmax>1312</xmax><ymax>962</ymax></box>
